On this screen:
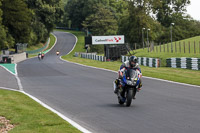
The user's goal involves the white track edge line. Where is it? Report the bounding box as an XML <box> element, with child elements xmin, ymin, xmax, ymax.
<box><xmin>0</xmin><ymin>87</ymin><xmax>21</xmax><ymax>92</ymax></box>
<box><xmin>15</xmin><ymin>64</ymin><xmax>23</xmax><ymax>91</ymax></box>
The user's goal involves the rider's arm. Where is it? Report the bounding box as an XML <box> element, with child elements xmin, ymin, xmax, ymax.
<box><xmin>137</xmin><ymin>67</ymin><xmax>141</xmax><ymax>73</ymax></box>
<box><xmin>136</xmin><ymin>65</ymin><xmax>142</xmax><ymax>78</ymax></box>
<box><xmin>120</xmin><ymin>63</ymin><xmax>126</xmax><ymax>72</ymax></box>
<box><xmin>118</xmin><ymin>63</ymin><xmax>126</xmax><ymax>78</ymax></box>
<box><xmin>135</xmin><ymin>63</ymin><xmax>141</xmax><ymax>73</ymax></box>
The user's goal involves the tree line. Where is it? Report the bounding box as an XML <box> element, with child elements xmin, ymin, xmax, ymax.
<box><xmin>58</xmin><ymin>0</ymin><xmax>200</xmax><ymax>48</ymax></box>
<box><xmin>1</xmin><ymin>0</ymin><xmax>200</xmax><ymax>52</ymax></box>
<box><xmin>0</xmin><ymin>0</ymin><xmax>63</xmax><ymax>50</ymax></box>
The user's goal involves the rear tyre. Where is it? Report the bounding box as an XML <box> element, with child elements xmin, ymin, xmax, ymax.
<box><xmin>126</xmin><ymin>89</ymin><xmax>133</xmax><ymax>107</ymax></box>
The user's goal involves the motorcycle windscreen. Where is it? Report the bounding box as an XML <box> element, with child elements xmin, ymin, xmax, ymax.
<box><xmin>126</xmin><ymin>69</ymin><xmax>136</xmax><ymax>79</ymax></box>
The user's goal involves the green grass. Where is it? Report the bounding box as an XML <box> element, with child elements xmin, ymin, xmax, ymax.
<box><xmin>28</xmin><ymin>34</ymin><xmax>56</xmax><ymax>58</ymax></box>
<box><xmin>132</xmin><ymin>36</ymin><xmax>200</xmax><ymax>66</ymax></box>
<box><xmin>0</xmin><ymin>89</ymin><xmax>81</xmax><ymax>133</ymax></box>
<box><xmin>26</xmin><ymin>43</ymin><xmax>44</xmax><ymax>51</ymax></box>
<box><xmin>58</xmin><ymin>29</ymin><xmax>200</xmax><ymax>86</ymax></box>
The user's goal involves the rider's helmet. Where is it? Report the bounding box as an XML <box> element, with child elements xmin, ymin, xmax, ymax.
<box><xmin>129</xmin><ymin>56</ymin><xmax>137</xmax><ymax>67</ymax></box>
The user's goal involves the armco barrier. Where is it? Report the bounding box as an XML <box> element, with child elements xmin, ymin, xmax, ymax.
<box><xmin>80</xmin><ymin>53</ymin><xmax>106</xmax><ymax>62</ymax></box>
<box><xmin>74</xmin><ymin>52</ymin><xmax>79</xmax><ymax>57</ymax></box>
<box><xmin>121</xmin><ymin>56</ymin><xmax>160</xmax><ymax>68</ymax></box>
<box><xmin>26</xmin><ymin>38</ymin><xmax>50</xmax><ymax>54</ymax></box>
<box><xmin>166</xmin><ymin>58</ymin><xmax>200</xmax><ymax>70</ymax></box>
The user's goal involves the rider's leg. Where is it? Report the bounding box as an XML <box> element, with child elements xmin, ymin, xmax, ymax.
<box><xmin>138</xmin><ymin>79</ymin><xmax>142</xmax><ymax>91</ymax></box>
<box><xmin>114</xmin><ymin>79</ymin><xmax>120</xmax><ymax>94</ymax></box>
<box><xmin>133</xmin><ymin>88</ymin><xmax>137</xmax><ymax>99</ymax></box>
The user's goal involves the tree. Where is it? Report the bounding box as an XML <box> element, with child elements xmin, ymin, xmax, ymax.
<box><xmin>65</xmin><ymin>0</ymin><xmax>97</xmax><ymax>29</ymax></box>
<box><xmin>2</xmin><ymin>0</ymin><xmax>32</xmax><ymax>44</ymax></box>
<box><xmin>155</xmin><ymin>0</ymin><xmax>190</xmax><ymax>27</ymax></box>
<box><xmin>82</xmin><ymin>3</ymin><xmax>118</xmax><ymax>53</ymax></box>
<box><xmin>25</xmin><ymin>0</ymin><xmax>63</xmax><ymax>43</ymax></box>
<box><xmin>82</xmin><ymin>4</ymin><xmax>118</xmax><ymax>36</ymax></box>
<box><xmin>0</xmin><ymin>1</ymin><xmax>7</xmax><ymax>49</ymax></box>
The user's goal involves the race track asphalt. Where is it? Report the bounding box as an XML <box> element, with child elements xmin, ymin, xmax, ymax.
<box><xmin>0</xmin><ymin>66</ymin><xmax>18</xmax><ymax>89</ymax></box>
<box><xmin>17</xmin><ymin>31</ymin><xmax>200</xmax><ymax>133</ymax></box>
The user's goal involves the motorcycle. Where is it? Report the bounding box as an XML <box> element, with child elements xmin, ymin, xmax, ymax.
<box><xmin>38</xmin><ymin>53</ymin><xmax>41</xmax><ymax>60</ymax></box>
<box><xmin>113</xmin><ymin>68</ymin><xmax>141</xmax><ymax>107</ymax></box>
<box><xmin>56</xmin><ymin>51</ymin><xmax>60</xmax><ymax>56</ymax></box>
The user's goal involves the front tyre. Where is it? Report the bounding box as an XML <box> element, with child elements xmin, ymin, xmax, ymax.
<box><xmin>126</xmin><ymin>89</ymin><xmax>133</xmax><ymax>107</ymax></box>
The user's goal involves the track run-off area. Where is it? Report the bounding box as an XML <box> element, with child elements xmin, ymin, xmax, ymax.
<box><xmin>2</xmin><ymin>31</ymin><xmax>200</xmax><ymax>133</ymax></box>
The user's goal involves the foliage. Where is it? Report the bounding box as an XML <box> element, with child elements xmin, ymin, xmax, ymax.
<box><xmin>1</xmin><ymin>0</ymin><xmax>200</xmax><ymax>51</ymax></box>
<box><xmin>0</xmin><ymin>0</ymin><xmax>14</xmax><ymax>49</ymax></box>
<box><xmin>25</xmin><ymin>0</ymin><xmax>63</xmax><ymax>43</ymax></box>
<box><xmin>65</xmin><ymin>0</ymin><xmax>96</xmax><ymax>29</ymax></box>
<box><xmin>81</xmin><ymin>3</ymin><xmax>118</xmax><ymax>53</ymax></box>
<box><xmin>2</xmin><ymin>0</ymin><xmax>32</xmax><ymax>45</ymax></box>
<box><xmin>82</xmin><ymin>3</ymin><xmax>118</xmax><ymax>36</ymax></box>
<box><xmin>61</xmin><ymin>0</ymin><xmax>200</xmax><ymax>49</ymax></box>
<box><xmin>0</xmin><ymin>0</ymin><xmax>63</xmax><ymax>50</ymax></box>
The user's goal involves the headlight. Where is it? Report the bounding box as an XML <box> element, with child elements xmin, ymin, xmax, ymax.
<box><xmin>131</xmin><ymin>78</ymin><xmax>138</xmax><ymax>82</ymax></box>
<box><xmin>127</xmin><ymin>80</ymin><xmax>134</xmax><ymax>86</ymax></box>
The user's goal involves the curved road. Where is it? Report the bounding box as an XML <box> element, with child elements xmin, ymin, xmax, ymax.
<box><xmin>18</xmin><ymin>31</ymin><xmax>200</xmax><ymax>133</ymax></box>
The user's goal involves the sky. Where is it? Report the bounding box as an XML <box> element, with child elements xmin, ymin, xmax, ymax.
<box><xmin>186</xmin><ymin>0</ymin><xmax>200</xmax><ymax>21</ymax></box>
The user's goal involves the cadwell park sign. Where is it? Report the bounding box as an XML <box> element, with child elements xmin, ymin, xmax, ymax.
<box><xmin>84</xmin><ymin>35</ymin><xmax>127</xmax><ymax>61</ymax></box>
<box><xmin>92</xmin><ymin>35</ymin><xmax>125</xmax><ymax>45</ymax></box>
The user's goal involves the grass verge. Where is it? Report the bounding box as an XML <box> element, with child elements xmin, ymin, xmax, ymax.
<box><xmin>131</xmin><ymin>36</ymin><xmax>200</xmax><ymax>66</ymax></box>
<box><xmin>28</xmin><ymin>34</ymin><xmax>56</xmax><ymax>58</ymax></box>
<box><xmin>58</xmin><ymin>29</ymin><xmax>200</xmax><ymax>86</ymax></box>
<box><xmin>0</xmin><ymin>89</ymin><xmax>81</xmax><ymax>133</ymax></box>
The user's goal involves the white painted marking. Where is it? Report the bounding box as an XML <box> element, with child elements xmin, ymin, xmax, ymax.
<box><xmin>15</xmin><ymin>64</ymin><xmax>23</xmax><ymax>91</ymax></box>
<box><xmin>0</xmin><ymin>87</ymin><xmax>21</xmax><ymax>92</ymax></box>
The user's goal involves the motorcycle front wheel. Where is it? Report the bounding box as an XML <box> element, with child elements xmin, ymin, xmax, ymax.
<box><xmin>125</xmin><ymin>89</ymin><xmax>133</xmax><ymax>107</ymax></box>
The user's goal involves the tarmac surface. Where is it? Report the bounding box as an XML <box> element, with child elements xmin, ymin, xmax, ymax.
<box><xmin>0</xmin><ymin>66</ymin><xmax>18</xmax><ymax>89</ymax></box>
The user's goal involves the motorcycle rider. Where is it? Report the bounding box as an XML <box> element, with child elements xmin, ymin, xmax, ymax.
<box><xmin>114</xmin><ymin>56</ymin><xmax>142</xmax><ymax>99</ymax></box>
<box><xmin>41</xmin><ymin>52</ymin><xmax>45</xmax><ymax>59</ymax></box>
<box><xmin>38</xmin><ymin>52</ymin><xmax>42</xmax><ymax>60</ymax></box>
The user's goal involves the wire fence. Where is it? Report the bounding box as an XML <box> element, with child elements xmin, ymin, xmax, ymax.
<box><xmin>131</xmin><ymin>41</ymin><xmax>200</xmax><ymax>54</ymax></box>
<box><xmin>26</xmin><ymin>38</ymin><xmax>50</xmax><ymax>54</ymax></box>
